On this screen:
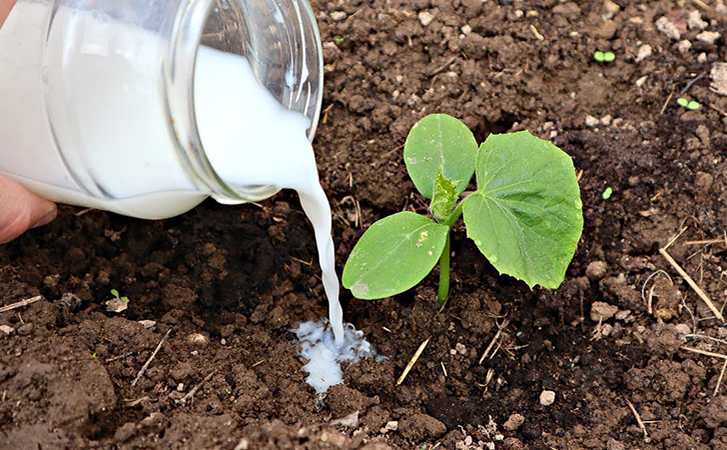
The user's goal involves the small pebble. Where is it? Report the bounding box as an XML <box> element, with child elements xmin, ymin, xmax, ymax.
<box><xmin>455</xmin><ymin>343</ymin><xmax>467</xmax><ymax>355</ymax></box>
<box><xmin>696</xmin><ymin>31</ymin><xmax>721</xmax><ymax>45</ymax></box>
<box><xmin>584</xmin><ymin>115</ymin><xmax>599</xmax><ymax>127</ymax></box>
<box><xmin>418</xmin><ymin>11</ymin><xmax>434</xmax><ymax>27</ymax></box>
<box><xmin>655</xmin><ymin>16</ymin><xmax>681</xmax><ymax>40</ymax></box>
<box><xmin>460</xmin><ymin>24</ymin><xmax>472</xmax><ymax>35</ymax></box>
<box><xmin>138</xmin><ymin>320</ymin><xmax>156</xmax><ymax>329</ymax></box>
<box><xmin>600</xmin><ymin>323</ymin><xmax>614</xmax><ymax>337</ymax></box>
<box><xmin>615</xmin><ymin>310</ymin><xmax>631</xmax><ymax>321</ymax></box>
<box><xmin>677</xmin><ymin>40</ymin><xmax>692</xmax><ymax>53</ymax></box>
<box><xmin>600</xmin><ymin>115</ymin><xmax>612</xmax><ymax>126</ymax></box>
<box><xmin>106</xmin><ymin>298</ymin><xmax>128</xmax><ymax>313</ymax></box>
<box><xmin>591</xmin><ymin>301</ymin><xmax>619</xmax><ymax>321</ymax></box>
<box><xmin>675</xmin><ymin>324</ymin><xmax>691</xmax><ymax>335</ymax></box>
<box><xmin>711</xmin><ymin>63</ymin><xmax>727</xmax><ymax>96</ymax></box>
<box><xmin>586</xmin><ymin>261</ymin><xmax>608</xmax><ymax>280</ymax></box>
<box><xmin>186</xmin><ymin>333</ymin><xmax>210</xmax><ymax>348</ymax></box>
<box><xmin>603</xmin><ymin>0</ymin><xmax>620</xmax><ymax>17</ymax></box>
<box><xmin>539</xmin><ymin>390</ymin><xmax>556</xmax><ymax>406</ymax></box>
<box><xmin>635</xmin><ymin>44</ymin><xmax>652</xmax><ymax>63</ymax></box>
<box><xmin>329</xmin><ymin>11</ymin><xmax>347</xmax><ymax>21</ymax></box>
<box><xmin>687</xmin><ymin>10</ymin><xmax>708</xmax><ymax>30</ymax></box>
<box><xmin>17</xmin><ymin>323</ymin><xmax>33</xmax><ymax>336</ymax></box>
<box><xmin>698</xmin><ymin>53</ymin><xmax>707</xmax><ymax>63</ymax></box>
<box><xmin>636</xmin><ymin>75</ymin><xmax>648</xmax><ymax>87</ymax></box>
<box><xmin>503</xmin><ymin>413</ymin><xmax>525</xmax><ymax>431</ymax></box>
<box><xmin>381</xmin><ymin>421</ymin><xmax>398</xmax><ymax>433</ymax></box>
<box><xmin>0</xmin><ymin>325</ymin><xmax>14</xmax><ymax>335</ymax></box>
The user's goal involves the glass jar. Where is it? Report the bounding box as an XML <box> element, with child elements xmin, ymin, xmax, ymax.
<box><xmin>0</xmin><ymin>0</ymin><xmax>323</xmax><ymax>219</ymax></box>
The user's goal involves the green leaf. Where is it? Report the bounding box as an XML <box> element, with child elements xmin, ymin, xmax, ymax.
<box><xmin>404</xmin><ymin>114</ymin><xmax>477</xmax><ymax>199</ymax></box>
<box><xmin>111</xmin><ymin>289</ymin><xmax>119</xmax><ymax>298</ymax></box>
<box><xmin>431</xmin><ymin>170</ymin><xmax>458</xmax><ymax>222</ymax></box>
<box><xmin>463</xmin><ymin>131</ymin><xmax>583</xmax><ymax>289</ymax></box>
<box><xmin>343</xmin><ymin>212</ymin><xmax>449</xmax><ymax>299</ymax></box>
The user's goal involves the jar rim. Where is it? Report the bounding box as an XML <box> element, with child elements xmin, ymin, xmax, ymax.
<box><xmin>163</xmin><ymin>0</ymin><xmax>324</xmax><ymax>204</ymax></box>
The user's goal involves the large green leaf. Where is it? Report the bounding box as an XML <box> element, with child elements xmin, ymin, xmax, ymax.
<box><xmin>463</xmin><ymin>131</ymin><xmax>583</xmax><ymax>289</ymax></box>
<box><xmin>404</xmin><ymin>114</ymin><xmax>477</xmax><ymax>199</ymax></box>
<box><xmin>342</xmin><ymin>212</ymin><xmax>449</xmax><ymax>299</ymax></box>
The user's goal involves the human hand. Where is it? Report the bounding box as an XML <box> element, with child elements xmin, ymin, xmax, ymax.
<box><xmin>0</xmin><ymin>175</ymin><xmax>57</xmax><ymax>244</ymax></box>
<box><xmin>0</xmin><ymin>0</ymin><xmax>16</xmax><ymax>29</ymax></box>
<box><xmin>0</xmin><ymin>0</ymin><xmax>15</xmax><ymax>27</ymax></box>
<box><xmin>0</xmin><ymin>2</ymin><xmax>55</xmax><ymax>243</ymax></box>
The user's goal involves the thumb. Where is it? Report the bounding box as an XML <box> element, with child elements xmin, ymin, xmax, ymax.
<box><xmin>0</xmin><ymin>175</ymin><xmax>57</xmax><ymax>244</ymax></box>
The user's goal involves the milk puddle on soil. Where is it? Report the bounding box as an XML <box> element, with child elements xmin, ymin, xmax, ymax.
<box><xmin>194</xmin><ymin>49</ymin><xmax>379</xmax><ymax>391</ymax></box>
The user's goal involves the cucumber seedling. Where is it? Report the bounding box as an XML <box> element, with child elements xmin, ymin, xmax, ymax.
<box><xmin>593</xmin><ymin>51</ymin><xmax>615</xmax><ymax>63</ymax></box>
<box><xmin>110</xmin><ymin>289</ymin><xmax>129</xmax><ymax>302</ymax></box>
<box><xmin>342</xmin><ymin>114</ymin><xmax>583</xmax><ymax>305</ymax></box>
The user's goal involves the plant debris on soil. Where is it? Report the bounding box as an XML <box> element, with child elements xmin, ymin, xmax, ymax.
<box><xmin>3</xmin><ymin>1</ymin><xmax>727</xmax><ymax>449</ymax></box>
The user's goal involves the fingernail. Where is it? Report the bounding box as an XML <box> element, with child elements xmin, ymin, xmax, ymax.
<box><xmin>32</xmin><ymin>208</ymin><xmax>57</xmax><ymax>229</ymax></box>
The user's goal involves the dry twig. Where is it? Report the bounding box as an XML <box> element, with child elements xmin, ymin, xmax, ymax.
<box><xmin>178</xmin><ymin>370</ymin><xmax>217</xmax><ymax>405</ymax></box>
<box><xmin>717</xmin><ymin>359</ymin><xmax>727</xmax><ymax>397</ymax></box>
<box><xmin>709</xmin><ymin>103</ymin><xmax>727</xmax><ymax>117</ymax></box>
<box><xmin>625</xmin><ymin>398</ymin><xmax>651</xmax><ymax>443</ymax></box>
<box><xmin>659</xmin><ymin>90</ymin><xmax>674</xmax><ymax>116</ymax></box>
<box><xmin>682</xmin><ymin>344</ymin><xmax>727</xmax><ymax>396</ymax></box>
<box><xmin>0</xmin><ymin>296</ymin><xmax>42</xmax><ymax>315</ymax></box>
<box><xmin>428</xmin><ymin>56</ymin><xmax>457</xmax><ymax>76</ymax></box>
<box><xmin>691</xmin><ymin>0</ymin><xmax>711</xmax><ymax>9</ymax></box>
<box><xmin>685</xmin><ymin>238</ymin><xmax>727</xmax><ymax>246</ymax></box>
<box><xmin>131</xmin><ymin>329</ymin><xmax>172</xmax><ymax>387</ymax></box>
<box><xmin>396</xmin><ymin>338</ymin><xmax>430</xmax><ymax>386</ymax></box>
<box><xmin>682</xmin><ymin>346</ymin><xmax>727</xmax><ymax>360</ymax></box>
<box><xmin>660</xmin><ymin>248</ymin><xmax>724</xmax><ymax>322</ymax></box>
<box><xmin>479</xmin><ymin>320</ymin><xmax>509</xmax><ymax>364</ymax></box>
<box><xmin>660</xmin><ymin>228</ymin><xmax>724</xmax><ymax>322</ymax></box>
<box><xmin>530</xmin><ymin>24</ymin><xmax>544</xmax><ymax>40</ymax></box>
<box><xmin>641</xmin><ymin>270</ymin><xmax>672</xmax><ymax>315</ymax></box>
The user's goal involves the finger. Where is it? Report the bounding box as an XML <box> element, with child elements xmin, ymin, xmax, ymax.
<box><xmin>0</xmin><ymin>0</ymin><xmax>17</xmax><ymax>29</ymax></box>
<box><xmin>0</xmin><ymin>175</ymin><xmax>57</xmax><ymax>244</ymax></box>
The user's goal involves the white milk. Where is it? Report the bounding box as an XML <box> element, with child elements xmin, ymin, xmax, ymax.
<box><xmin>293</xmin><ymin>320</ymin><xmax>377</xmax><ymax>393</ymax></box>
<box><xmin>193</xmin><ymin>47</ymin><xmax>345</xmax><ymax>343</ymax></box>
<box><xmin>0</xmin><ymin>3</ymin><xmax>350</xmax><ymax>343</ymax></box>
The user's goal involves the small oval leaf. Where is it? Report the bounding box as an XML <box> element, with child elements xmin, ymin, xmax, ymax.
<box><xmin>342</xmin><ymin>212</ymin><xmax>449</xmax><ymax>299</ymax></box>
<box><xmin>404</xmin><ymin>114</ymin><xmax>477</xmax><ymax>199</ymax></box>
<box><xmin>464</xmin><ymin>131</ymin><xmax>583</xmax><ymax>289</ymax></box>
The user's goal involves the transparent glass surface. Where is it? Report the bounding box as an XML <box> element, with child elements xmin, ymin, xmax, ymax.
<box><xmin>0</xmin><ymin>0</ymin><xmax>322</xmax><ymax>217</ymax></box>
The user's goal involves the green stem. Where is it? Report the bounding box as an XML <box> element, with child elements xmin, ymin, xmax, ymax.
<box><xmin>443</xmin><ymin>200</ymin><xmax>465</xmax><ymax>228</ymax></box>
<box><xmin>437</xmin><ymin>230</ymin><xmax>451</xmax><ymax>307</ymax></box>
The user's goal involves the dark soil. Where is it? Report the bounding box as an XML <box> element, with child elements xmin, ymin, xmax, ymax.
<box><xmin>3</xmin><ymin>1</ymin><xmax>727</xmax><ymax>449</ymax></box>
